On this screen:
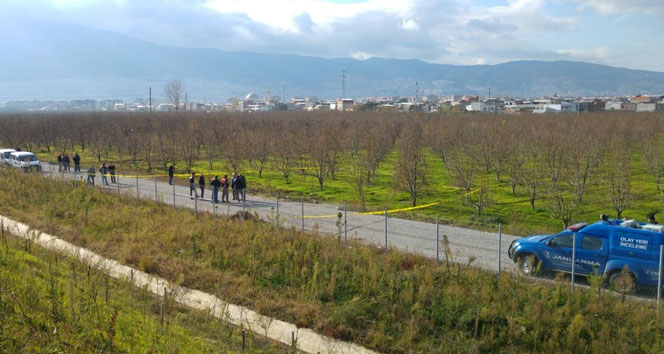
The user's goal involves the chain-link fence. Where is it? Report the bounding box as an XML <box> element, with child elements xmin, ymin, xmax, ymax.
<box><xmin>38</xmin><ymin>160</ymin><xmax>664</xmax><ymax>304</ymax></box>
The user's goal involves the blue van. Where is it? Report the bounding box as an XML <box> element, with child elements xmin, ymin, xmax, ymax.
<box><xmin>508</xmin><ymin>220</ymin><xmax>663</xmax><ymax>293</ymax></box>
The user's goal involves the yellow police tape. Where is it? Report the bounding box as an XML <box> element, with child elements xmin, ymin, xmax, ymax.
<box><xmin>302</xmin><ymin>200</ymin><xmax>444</xmax><ymax>219</ymax></box>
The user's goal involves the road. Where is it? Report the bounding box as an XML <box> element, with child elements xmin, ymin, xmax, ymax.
<box><xmin>40</xmin><ymin>162</ymin><xmax>520</xmax><ymax>273</ymax></box>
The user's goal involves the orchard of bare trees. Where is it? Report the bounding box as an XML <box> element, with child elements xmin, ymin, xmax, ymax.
<box><xmin>1</xmin><ymin>110</ymin><xmax>664</xmax><ymax>229</ymax></box>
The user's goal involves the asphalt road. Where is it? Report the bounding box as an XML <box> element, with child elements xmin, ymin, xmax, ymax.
<box><xmin>40</xmin><ymin>162</ymin><xmax>521</xmax><ymax>273</ymax></box>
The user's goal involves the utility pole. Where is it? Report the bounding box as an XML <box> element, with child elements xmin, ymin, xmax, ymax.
<box><xmin>149</xmin><ymin>87</ymin><xmax>152</xmax><ymax>112</ymax></box>
<box><xmin>184</xmin><ymin>93</ymin><xmax>188</xmax><ymax>112</ymax></box>
<box><xmin>416</xmin><ymin>81</ymin><xmax>419</xmax><ymax>102</ymax></box>
<box><xmin>341</xmin><ymin>70</ymin><xmax>347</xmax><ymax>99</ymax></box>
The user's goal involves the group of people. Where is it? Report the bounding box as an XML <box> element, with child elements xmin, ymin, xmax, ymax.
<box><xmin>86</xmin><ymin>163</ymin><xmax>117</xmax><ymax>186</ymax></box>
<box><xmin>599</xmin><ymin>213</ymin><xmax>658</xmax><ymax>224</ymax></box>
<box><xmin>57</xmin><ymin>152</ymin><xmax>81</xmax><ymax>172</ymax></box>
<box><xmin>181</xmin><ymin>168</ymin><xmax>247</xmax><ymax>204</ymax></box>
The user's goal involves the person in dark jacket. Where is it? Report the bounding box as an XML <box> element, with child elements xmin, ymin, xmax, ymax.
<box><xmin>220</xmin><ymin>175</ymin><xmax>229</xmax><ymax>203</ymax></box>
<box><xmin>198</xmin><ymin>174</ymin><xmax>206</xmax><ymax>199</ymax></box>
<box><xmin>647</xmin><ymin>212</ymin><xmax>658</xmax><ymax>224</ymax></box>
<box><xmin>168</xmin><ymin>164</ymin><xmax>175</xmax><ymax>185</ymax></box>
<box><xmin>237</xmin><ymin>174</ymin><xmax>246</xmax><ymax>202</ymax></box>
<box><xmin>62</xmin><ymin>154</ymin><xmax>70</xmax><ymax>172</ymax></box>
<box><xmin>73</xmin><ymin>153</ymin><xmax>81</xmax><ymax>172</ymax></box>
<box><xmin>57</xmin><ymin>154</ymin><xmax>63</xmax><ymax>172</ymax></box>
<box><xmin>231</xmin><ymin>173</ymin><xmax>238</xmax><ymax>201</ymax></box>
<box><xmin>100</xmin><ymin>163</ymin><xmax>109</xmax><ymax>186</ymax></box>
<box><xmin>210</xmin><ymin>175</ymin><xmax>221</xmax><ymax>204</ymax></box>
<box><xmin>189</xmin><ymin>173</ymin><xmax>197</xmax><ymax>199</ymax></box>
<box><xmin>109</xmin><ymin>164</ymin><xmax>116</xmax><ymax>183</ymax></box>
<box><xmin>87</xmin><ymin>165</ymin><xmax>96</xmax><ymax>185</ymax></box>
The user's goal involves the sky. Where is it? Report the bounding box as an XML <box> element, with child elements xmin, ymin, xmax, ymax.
<box><xmin>3</xmin><ymin>0</ymin><xmax>664</xmax><ymax>72</ymax></box>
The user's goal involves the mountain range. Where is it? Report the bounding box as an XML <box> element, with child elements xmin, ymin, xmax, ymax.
<box><xmin>2</xmin><ymin>20</ymin><xmax>664</xmax><ymax>102</ymax></box>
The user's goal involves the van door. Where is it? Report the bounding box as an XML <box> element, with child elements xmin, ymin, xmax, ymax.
<box><xmin>575</xmin><ymin>234</ymin><xmax>608</xmax><ymax>275</ymax></box>
<box><xmin>544</xmin><ymin>233</ymin><xmax>574</xmax><ymax>272</ymax></box>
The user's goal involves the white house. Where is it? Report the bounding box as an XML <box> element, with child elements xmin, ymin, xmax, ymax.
<box><xmin>637</xmin><ymin>103</ymin><xmax>656</xmax><ymax>112</ymax></box>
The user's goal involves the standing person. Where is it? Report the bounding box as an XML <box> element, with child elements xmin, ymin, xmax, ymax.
<box><xmin>109</xmin><ymin>164</ymin><xmax>116</xmax><ymax>183</ymax></box>
<box><xmin>210</xmin><ymin>175</ymin><xmax>221</xmax><ymax>204</ymax></box>
<box><xmin>100</xmin><ymin>163</ymin><xmax>109</xmax><ymax>186</ymax></box>
<box><xmin>168</xmin><ymin>164</ymin><xmax>175</xmax><ymax>185</ymax></box>
<box><xmin>87</xmin><ymin>165</ymin><xmax>96</xmax><ymax>185</ymax></box>
<box><xmin>189</xmin><ymin>173</ymin><xmax>197</xmax><ymax>199</ymax></box>
<box><xmin>220</xmin><ymin>175</ymin><xmax>229</xmax><ymax>203</ymax></box>
<box><xmin>73</xmin><ymin>153</ymin><xmax>81</xmax><ymax>172</ymax></box>
<box><xmin>238</xmin><ymin>173</ymin><xmax>246</xmax><ymax>202</ymax></box>
<box><xmin>647</xmin><ymin>212</ymin><xmax>658</xmax><ymax>224</ymax></box>
<box><xmin>231</xmin><ymin>173</ymin><xmax>238</xmax><ymax>201</ymax></box>
<box><xmin>198</xmin><ymin>174</ymin><xmax>206</xmax><ymax>199</ymax></box>
<box><xmin>57</xmin><ymin>154</ymin><xmax>63</xmax><ymax>172</ymax></box>
<box><xmin>63</xmin><ymin>154</ymin><xmax>71</xmax><ymax>172</ymax></box>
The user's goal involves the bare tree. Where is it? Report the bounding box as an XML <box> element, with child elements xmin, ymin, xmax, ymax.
<box><xmin>608</xmin><ymin>154</ymin><xmax>632</xmax><ymax>219</ymax></box>
<box><xmin>394</xmin><ymin>119</ymin><xmax>428</xmax><ymax>207</ymax></box>
<box><xmin>164</xmin><ymin>79</ymin><xmax>185</xmax><ymax>112</ymax></box>
<box><xmin>347</xmin><ymin>151</ymin><xmax>370</xmax><ymax>210</ymax></box>
<box><xmin>549</xmin><ymin>179</ymin><xmax>578</xmax><ymax>228</ymax></box>
<box><xmin>447</xmin><ymin>148</ymin><xmax>477</xmax><ymax>200</ymax></box>
<box><xmin>521</xmin><ymin>147</ymin><xmax>545</xmax><ymax>210</ymax></box>
<box><xmin>468</xmin><ymin>175</ymin><xmax>492</xmax><ymax>217</ymax></box>
<box><xmin>642</xmin><ymin>133</ymin><xmax>664</xmax><ymax>206</ymax></box>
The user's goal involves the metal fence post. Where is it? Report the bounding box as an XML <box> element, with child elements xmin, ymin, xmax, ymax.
<box><xmin>117</xmin><ymin>176</ymin><xmax>120</xmax><ymax>197</ymax></box>
<box><xmin>344</xmin><ymin>201</ymin><xmax>347</xmax><ymax>245</ymax></box>
<box><xmin>172</xmin><ymin>183</ymin><xmax>176</xmax><ymax>207</ymax></box>
<box><xmin>301</xmin><ymin>197</ymin><xmax>304</xmax><ymax>231</ymax></box>
<box><xmin>276</xmin><ymin>193</ymin><xmax>280</xmax><ymax>227</ymax></box>
<box><xmin>658</xmin><ymin>244</ymin><xmax>663</xmax><ymax>311</ymax></box>
<box><xmin>498</xmin><ymin>223</ymin><xmax>502</xmax><ymax>275</ymax></box>
<box><xmin>154</xmin><ymin>177</ymin><xmax>158</xmax><ymax>202</ymax></box>
<box><xmin>242</xmin><ymin>198</ymin><xmax>246</xmax><ymax>221</ymax></box>
<box><xmin>384</xmin><ymin>208</ymin><xmax>388</xmax><ymax>253</ymax></box>
<box><xmin>436</xmin><ymin>216</ymin><xmax>440</xmax><ymax>265</ymax></box>
<box><xmin>194</xmin><ymin>195</ymin><xmax>198</xmax><ymax>217</ymax></box>
<box><xmin>571</xmin><ymin>232</ymin><xmax>577</xmax><ymax>292</ymax></box>
<box><xmin>135</xmin><ymin>175</ymin><xmax>139</xmax><ymax>198</ymax></box>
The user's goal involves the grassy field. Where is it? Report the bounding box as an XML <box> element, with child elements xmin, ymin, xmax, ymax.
<box><xmin>37</xmin><ymin>145</ymin><xmax>662</xmax><ymax>237</ymax></box>
<box><xmin>1</xmin><ymin>168</ymin><xmax>664</xmax><ymax>353</ymax></box>
<box><xmin>0</xmin><ymin>230</ymin><xmax>277</xmax><ymax>353</ymax></box>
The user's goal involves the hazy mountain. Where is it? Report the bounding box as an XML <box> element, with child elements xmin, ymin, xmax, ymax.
<box><xmin>2</xmin><ymin>20</ymin><xmax>664</xmax><ymax>102</ymax></box>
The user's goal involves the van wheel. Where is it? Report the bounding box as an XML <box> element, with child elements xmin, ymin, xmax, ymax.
<box><xmin>608</xmin><ymin>271</ymin><xmax>636</xmax><ymax>294</ymax></box>
<box><xmin>518</xmin><ymin>254</ymin><xmax>539</xmax><ymax>276</ymax></box>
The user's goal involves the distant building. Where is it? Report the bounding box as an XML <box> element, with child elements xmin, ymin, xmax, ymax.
<box><xmin>637</xmin><ymin>103</ymin><xmax>656</xmax><ymax>112</ymax></box>
<box><xmin>465</xmin><ymin>101</ymin><xmax>498</xmax><ymax>113</ymax></box>
<box><xmin>336</xmin><ymin>99</ymin><xmax>355</xmax><ymax>112</ymax></box>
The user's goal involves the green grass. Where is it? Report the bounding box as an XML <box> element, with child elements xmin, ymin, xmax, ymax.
<box><xmin>37</xmin><ymin>144</ymin><xmax>664</xmax><ymax>237</ymax></box>
<box><xmin>2</xmin><ymin>168</ymin><xmax>664</xmax><ymax>353</ymax></box>
<box><xmin>0</xmin><ymin>231</ymin><xmax>278</xmax><ymax>353</ymax></box>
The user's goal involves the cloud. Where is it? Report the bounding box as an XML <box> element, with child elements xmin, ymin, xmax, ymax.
<box><xmin>555</xmin><ymin>47</ymin><xmax>609</xmax><ymax>60</ymax></box>
<box><xmin>574</xmin><ymin>0</ymin><xmax>663</xmax><ymax>15</ymax></box>
<box><xmin>2</xmin><ymin>0</ymin><xmax>661</xmax><ymax>71</ymax></box>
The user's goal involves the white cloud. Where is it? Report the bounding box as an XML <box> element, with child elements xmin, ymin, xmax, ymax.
<box><xmin>555</xmin><ymin>47</ymin><xmax>609</xmax><ymax>60</ymax></box>
<box><xmin>574</xmin><ymin>0</ymin><xmax>663</xmax><ymax>15</ymax></box>
<box><xmin>351</xmin><ymin>51</ymin><xmax>373</xmax><ymax>60</ymax></box>
<box><xmin>204</xmin><ymin>0</ymin><xmax>414</xmax><ymax>32</ymax></box>
<box><xmin>401</xmin><ymin>19</ymin><xmax>419</xmax><ymax>30</ymax></box>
